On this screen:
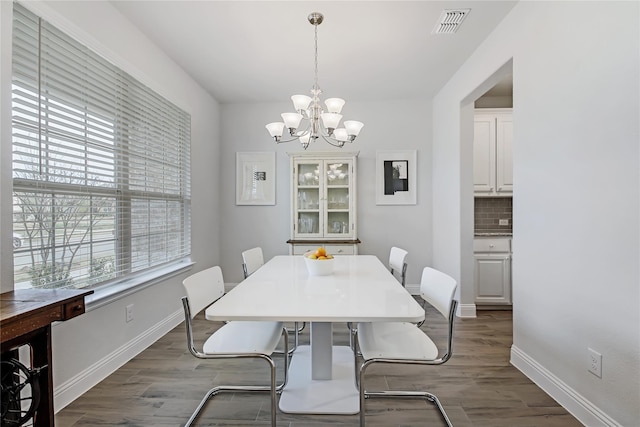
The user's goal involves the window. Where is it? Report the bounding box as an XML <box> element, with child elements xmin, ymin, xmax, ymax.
<box><xmin>11</xmin><ymin>4</ymin><xmax>191</xmax><ymax>291</ymax></box>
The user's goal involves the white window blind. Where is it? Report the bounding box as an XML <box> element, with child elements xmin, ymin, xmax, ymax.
<box><xmin>11</xmin><ymin>3</ymin><xmax>191</xmax><ymax>290</ymax></box>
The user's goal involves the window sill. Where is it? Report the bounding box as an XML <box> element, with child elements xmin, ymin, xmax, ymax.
<box><xmin>85</xmin><ymin>259</ymin><xmax>194</xmax><ymax>311</ymax></box>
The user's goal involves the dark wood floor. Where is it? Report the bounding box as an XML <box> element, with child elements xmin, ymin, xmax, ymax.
<box><xmin>56</xmin><ymin>305</ymin><xmax>583</xmax><ymax>426</ymax></box>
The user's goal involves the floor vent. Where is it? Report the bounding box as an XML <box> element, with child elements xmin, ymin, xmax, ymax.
<box><xmin>433</xmin><ymin>9</ymin><xmax>470</xmax><ymax>34</ymax></box>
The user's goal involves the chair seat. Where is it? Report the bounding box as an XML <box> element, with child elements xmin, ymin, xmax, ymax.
<box><xmin>203</xmin><ymin>321</ymin><xmax>284</xmax><ymax>354</ymax></box>
<box><xmin>357</xmin><ymin>322</ymin><xmax>438</xmax><ymax>361</ymax></box>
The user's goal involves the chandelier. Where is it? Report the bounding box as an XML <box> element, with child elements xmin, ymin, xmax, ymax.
<box><xmin>265</xmin><ymin>12</ymin><xmax>364</xmax><ymax>150</ymax></box>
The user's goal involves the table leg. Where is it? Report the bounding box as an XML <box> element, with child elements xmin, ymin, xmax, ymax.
<box><xmin>310</xmin><ymin>322</ymin><xmax>332</xmax><ymax>380</ymax></box>
<box><xmin>31</xmin><ymin>326</ymin><xmax>53</xmax><ymax>427</ymax></box>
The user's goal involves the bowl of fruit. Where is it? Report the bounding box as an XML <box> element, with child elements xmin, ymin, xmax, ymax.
<box><xmin>303</xmin><ymin>247</ymin><xmax>335</xmax><ymax>276</ymax></box>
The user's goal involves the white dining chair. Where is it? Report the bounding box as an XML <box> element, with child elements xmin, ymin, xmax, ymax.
<box><xmin>389</xmin><ymin>246</ymin><xmax>409</xmax><ymax>287</ymax></box>
<box><xmin>389</xmin><ymin>246</ymin><xmax>429</xmax><ymax>327</ymax></box>
<box><xmin>181</xmin><ymin>266</ymin><xmax>289</xmax><ymax>427</ymax></box>
<box><xmin>242</xmin><ymin>247</ymin><xmax>306</xmax><ymax>350</ymax></box>
<box><xmin>349</xmin><ymin>246</ymin><xmax>410</xmax><ymax>350</ymax></box>
<box><xmin>241</xmin><ymin>246</ymin><xmax>265</xmax><ymax>278</ymax></box>
<box><xmin>354</xmin><ymin>266</ymin><xmax>458</xmax><ymax>427</ymax></box>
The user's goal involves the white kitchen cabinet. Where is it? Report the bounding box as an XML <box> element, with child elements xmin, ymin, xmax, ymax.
<box><xmin>474</xmin><ymin>237</ymin><xmax>512</xmax><ymax>305</ymax></box>
<box><xmin>287</xmin><ymin>152</ymin><xmax>360</xmax><ymax>255</ymax></box>
<box><xmin>474</xmin><ymin>109</ymin><xmax>513</xmax><ymax>196</ymax></box>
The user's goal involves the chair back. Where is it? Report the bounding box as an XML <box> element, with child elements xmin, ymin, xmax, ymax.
<box><xmin>242</xmin><ymin>247</ymin><xmax>264</xmax><ymax>278</ymax></box>
<box><xmin>389</xmin><ymin>247</ymin><xmax>408</xmax><ymax>285</ymax></box>
<box><xmin>182</xmin><ymin>266</ymin><xmax>225</xmax><ymax>318</ymax></box>
<box><xmin>419</xmin><ymin>267</ymin><xmax>457</xmax><ymax>319</ymax></box>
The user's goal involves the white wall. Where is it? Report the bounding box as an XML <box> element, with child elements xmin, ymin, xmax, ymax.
<box><xmin>0</xmin><ymin>0</ymin><xmax>221</xmax><ymax>410</ymax></box>
<box><xmin>220</xmin><ymin>99</ymin><xmax>432</xmax><ymax>286</ymax></box>
<box><xmin>433</xmin><ymin>1</ymin><xmax>639</xmax><ymax>425</ymax></box>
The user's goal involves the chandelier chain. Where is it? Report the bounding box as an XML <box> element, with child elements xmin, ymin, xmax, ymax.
<box><xmin>313</xmin><ymin>22</ymin><xmax>319</xmax><ymax>92</ymax></box>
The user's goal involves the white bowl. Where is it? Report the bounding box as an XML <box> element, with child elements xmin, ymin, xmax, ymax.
<box><xmin>304</xmin><ymin>255</ymin><xmax>335</xmax><ymax>276</ymax></box>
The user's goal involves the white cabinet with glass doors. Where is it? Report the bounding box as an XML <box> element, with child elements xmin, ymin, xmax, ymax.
<box><xmin>288</xmin><ymin>152</ymin><xmax>359</xmax><ymax>255</ymax></box>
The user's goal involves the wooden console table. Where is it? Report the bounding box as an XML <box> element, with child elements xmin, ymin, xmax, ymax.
<box><xmin>1</xmin><ymin>288</ymin><xmax>93</xmax><ymax>426</ymax></box>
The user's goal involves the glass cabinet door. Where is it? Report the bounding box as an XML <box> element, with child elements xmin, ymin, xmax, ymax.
<box><xmin>325</xmin><ymin>161</ymin><xmax>351</xmax><ymax>237</ymax></box>
<box><xmin>295</xmin><ymin>162</ymin><xmax>321</xmax><ymax>237</ymax></box>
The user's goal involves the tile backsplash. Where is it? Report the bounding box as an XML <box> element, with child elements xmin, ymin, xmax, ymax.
<box><xmin>475</xmin><ymin>197</ymin><xmax>513</xmax><ymax>234</ymax></box>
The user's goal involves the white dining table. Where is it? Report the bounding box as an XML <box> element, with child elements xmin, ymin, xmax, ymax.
<box><xmin>205</xmin><ymin>255</ymin><xmax>424</xmax><ymax>414</ymax></box>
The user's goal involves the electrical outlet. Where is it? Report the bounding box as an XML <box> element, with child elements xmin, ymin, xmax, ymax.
<box><xmin>588</xmin><ymin>348</ymin><xmax>602</xmax><ymax>378</ymax></box>
<box><xmin>126</xmin><ymin>304</ymin><xmax>134</xmax><ymax>323</ymax></box>
<box><xmin>499</xmin><ymin>219</ymin><xmax>509</xmax><ymax>226</ymax></box>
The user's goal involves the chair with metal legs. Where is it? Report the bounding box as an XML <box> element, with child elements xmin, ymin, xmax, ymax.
<box><xmin>389</xmin><ymin>246</ymin><xmax>429</xmax><ymax>327</ymax></box>
<box><xmin>354</xmin><ymin>266</ymin><xmax>458</xmax><ymax>427</ymax></box>
<box><xmin>241</xmin><ymin>246</ymin><xmax>265</xmax><ymax>279</ymax></box>
<box><xmin>181</xmin><ymin>266</ymin><xmax>289</xmax><ymax>427</ymax></box>
<box><xmin>242</xmin><ymin>247</ymin><xmax>305</xmax><ymax>350</ymax></box>
<box><xmin>388</xmin><ymin>246</ymin><xmax>408</xmax><ymax>286</ymax></box>
<box><xmin>349</xmin><ymin>246</ymin><xmax>410</xmax><ymax>350</ymax></box>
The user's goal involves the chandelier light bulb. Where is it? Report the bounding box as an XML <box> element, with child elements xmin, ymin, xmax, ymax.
<box><xmin>299</xmin><ymin>132</ymin><xmax>311</xmax><ymax>146</ymax></box>
<box><xmin>320</xmin><ymin>112</ymin><xmax>342</xmax><ymax>131</ymax></box>
<box><xmin>281</xmin><ymin>112</ymin><xmax>303</xmax><ymax>131</ymax></box>
<box><xmin>325</xmin><ymin>98</ymin><xmax>345</xmax><ymax>114</ymax></box>
<box><xmin>333</xmin><ymin>128</ymin><xmax>348</xmax><ymax>142</ymax></box>
<box><xmin>344</xmin><ymin>120</ymin><xmax>364</xmax><ymax>138</ymax></box>
<box><xmin>265</xmin><ymin>122</ymin><xmax>285</xmax><ymax>140</ymax></box>
<box><xmin>291</xmin><ymin>95</ymin><xmax>312</xmax><ymax>112</ymax></box>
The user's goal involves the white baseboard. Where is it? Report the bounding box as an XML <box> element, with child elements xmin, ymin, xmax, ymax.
<box><xmin>511</xmin><ymin>345</ymin><xmax>620</xmax><ymax>427</ymax></box>
<box><xmin>457</xmin><ymin>303</ymin><xmax>476</xmax><ymax>318</ymax></box>
<box><xmin>54</xmin><ymin>309</ymin><xmax>184</xmax><ymax>412</ymax></box>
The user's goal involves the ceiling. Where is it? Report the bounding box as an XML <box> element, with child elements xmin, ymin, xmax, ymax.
<box><xmin>110</xmin><ymin>1</ymin><xmax>517</xmax><ymax>104</ymax></box>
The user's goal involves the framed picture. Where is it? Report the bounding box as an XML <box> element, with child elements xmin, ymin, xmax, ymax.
<box><xmin>376</xmin><ymin>150</ymin><xmax>417</xmax><ymax>205</ymax></box>
<box><xmin>236</xmin><ymin>152</ymin><xmax>276</xmax><ymax>205</ymax></box>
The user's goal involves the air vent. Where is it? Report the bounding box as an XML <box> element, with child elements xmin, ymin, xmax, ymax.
<box><xmin>433</xmin><ymin>9</ymin><xmax>470</xmax><ymax>34</ymax></box>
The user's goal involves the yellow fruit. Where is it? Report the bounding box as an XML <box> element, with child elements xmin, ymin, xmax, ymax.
<box><xmin>318</xmin><ymin>255</ymin><xmax>327</xmax><ymax>260</ymax></box>
<box><xmin>315</xmin><ymin>247</ymin><xmax>326</xmax><ymax>257</ymax></box>
<box><xmin>307</xmin><ymin>253</ymin><xmax>317</xmax><ymax>259</ymax></box>
<box><xmin>326</xmin><ymin>255</ymin><xmax>334</xmax><ymax>259</ymax></box>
